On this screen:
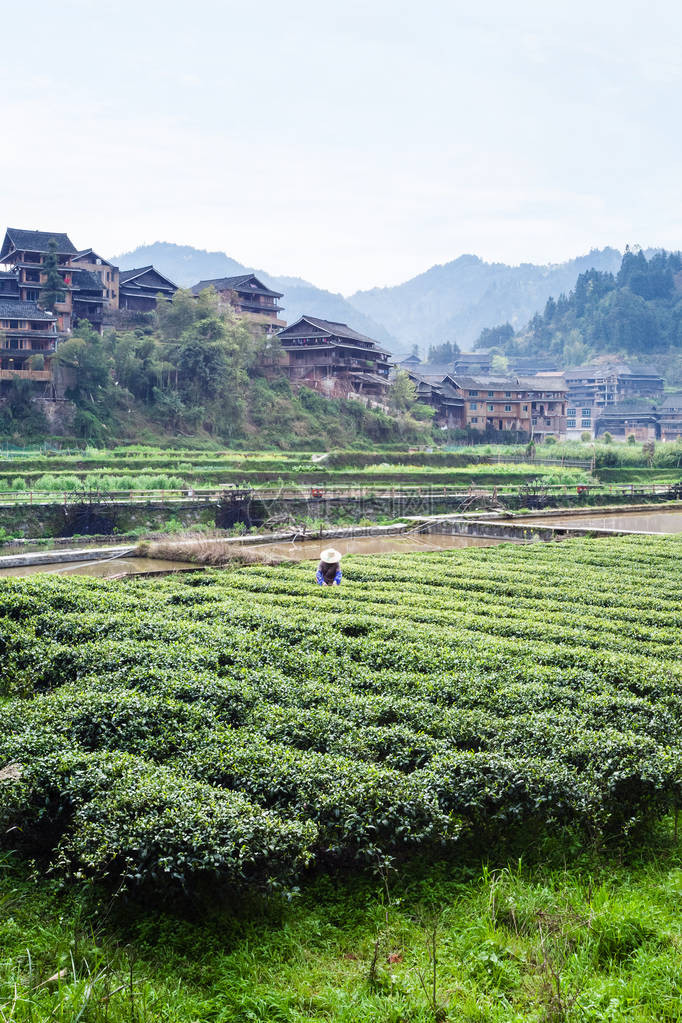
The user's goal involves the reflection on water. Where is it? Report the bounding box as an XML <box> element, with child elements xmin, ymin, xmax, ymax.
<box><xmin>529</xmin><ymin>508</ymin><xmax>682</xmax><ymax>534</ymax></box>
<box><xmin>0</xmin><ymin>558</ymin><xmax>198</xmax><ymax>579</ymax></box>
<box><xmin>241</xmin><ymin>532</ymin><xmax>512</xmax><ymax>562</ymax></box>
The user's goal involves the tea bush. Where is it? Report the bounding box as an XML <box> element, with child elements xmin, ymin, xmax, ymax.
<box><xmin>1</xmin><ymin>534</ymin><xmax>682</xmax><ymax>894</ymax></box>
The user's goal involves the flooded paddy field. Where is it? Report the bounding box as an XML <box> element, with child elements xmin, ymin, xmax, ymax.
<box><xmin>240</xmin><ymin>532</ymin><xmax>517</xmax><ymax>562</ymax></box>
<box><xmin>0</xmin><ymin>533</ymin><xmax>517</xmax><ymax>577</ymax></box>
<box><xmin>0</xmin><ymin>557</ymin><xmax>198</xmax><ymax>579</ymax></box>
<box><xmin>527</xmin><ymin>507</ymin><xmax>682</xmax><ymax>533</ymax></box>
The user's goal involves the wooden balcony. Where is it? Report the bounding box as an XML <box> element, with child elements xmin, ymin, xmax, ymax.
<box><xmin>0</xmin><ymin>369</ymin><xmax>52</xmax><ymax>381</ymax></box>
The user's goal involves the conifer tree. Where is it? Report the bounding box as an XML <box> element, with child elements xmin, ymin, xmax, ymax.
<box><xmin>40</xmin><ymin>238</ymin><xmax>65</xmax><ymax>311</ymax></box>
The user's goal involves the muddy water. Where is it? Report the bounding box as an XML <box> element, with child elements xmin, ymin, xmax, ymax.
<box><xmin>240</xmin><ymin>532</ymin><xmax>513</xmax><ymax>562</ymax></box>
<box><xmin>528</xmin><ymin>508</ymin><xmax>682</xmax><ymax>534</ymax></box>
<box><xmin>0</xmin><ymin>533</ymin><xmax>513</xmax><ymax>579</ymax></box>
<box><xmin>0</xmin><ymin>558</ymin><xmax>198</xmax><ymax>579</ymax></box>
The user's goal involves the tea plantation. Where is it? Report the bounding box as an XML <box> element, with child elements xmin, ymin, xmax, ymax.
<box><xmin>2</xmin><ymin>537</ymin><xmax>682</xmax><ymax>1021</ymax></box>
<box><xmin>2</xmin><ymin>536</ymin><xmax>682</xmax><ymax>892</ymax></box>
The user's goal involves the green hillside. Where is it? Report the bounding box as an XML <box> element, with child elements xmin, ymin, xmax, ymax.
<box><xmin>476</xmin><ymin>248</ymin><xmax>682</xmax><ymax>381</ymax></box>
<box><xmin>0</xmin><ymin>289</ymin><xmax>431</xmax><ymax>449</ymax></box>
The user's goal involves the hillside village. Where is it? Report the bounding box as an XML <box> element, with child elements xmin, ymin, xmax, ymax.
<box><xmin>2</xmin><ymin>225</ymin><xmax>682</xmax><ymax>443</ymax></box>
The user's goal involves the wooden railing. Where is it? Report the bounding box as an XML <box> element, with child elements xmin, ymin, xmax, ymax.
<box><xmin>0</xmin><ymin>369</ymin><xmax>51</xmax><ymax>381</ymax></box>
<box><xmin>0</xmin><ymin>482</ymin><xmax>678</xmax><ymax>507</ymax></box>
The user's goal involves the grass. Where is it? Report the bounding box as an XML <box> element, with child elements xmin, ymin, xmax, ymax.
<box><xmin>3</xmin><ymin>830</ymin><xmax>682</xmax><ymax>1022</ymax></box>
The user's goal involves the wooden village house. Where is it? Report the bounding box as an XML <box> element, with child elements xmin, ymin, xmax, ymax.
<box><xmin>118</xmin><ymin>266</ymin><xmax>178</xmax><ymax>312</ymax></box>
<box><xmin>191</xmin><ymin>274</ymin><xmax>285</xmax><ymax>334</ymax></box>
<box><xmin>273</xmin><ymin>316</ymin><xmax>391</xmax><ymax>402</ymax></box>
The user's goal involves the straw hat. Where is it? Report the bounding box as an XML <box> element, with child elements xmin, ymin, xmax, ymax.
<box><xmin>320</xmin><ymin>547</ymin><xmax>342</xmax><ymax>563</ymax></box>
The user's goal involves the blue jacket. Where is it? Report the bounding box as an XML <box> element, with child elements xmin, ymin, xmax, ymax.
<box><xmin>316</xmin><ymin>566</ymin><xmax>342</xmax><ymax>586</ymax></box>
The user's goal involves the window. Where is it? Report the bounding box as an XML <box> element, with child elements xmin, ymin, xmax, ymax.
<box><xmin>470</xmin><ymin>402</ymin><xmax>478</xmax><ymax>410</ymax></box>
<box><xmin>532</xmin><ymin>417</ymin><xmax>538</xmax><ymax>425</ymax></box>
<box><xmin>581</xmin><ymin>419</ymin><xmax>591</xmax><ymax>428</ymax></box>
<box><xmin>468</xmin><ymin>390</ymin><xmax>478</xmax><ymax>396</ymax></box>
<box><xmin>581</xmin><ymin>409</ymin><xmax>591</xmax><ymax>417</ymax></box>
<box><xmin>567</xmin><ymin>420</ymin><xmax>576</xmax><ymax>428</ymax></box>
<box><xmin>25</xmin><ymin>290</ymin><xmax>39</xmax><ymax>302</ymax></box>
<box><xmin>471</xmin><ymin>416</ymin><xmax>478</xmax><ymax>423</ymax></box>
<box><xmin>487</xmin><ymin>403</ymin><xmax>494</xmax><ymax>412</ymax></box>
<box><xmin>505</xmin><ymin>391</ymin><xmax>511</xmax><ymax>398</ymax></box>
<box><xmin>488</xmin><ymin>390</ymin><xmax>494</xmax><ymax>397</ymax></box>
<box><xmin>567</xmin><ymin>408</ymin><xmax>576</xmax><ymax>416</ymax></box>
<box><xmin>522</xmin><ymin>404</ymin><xmax>528</xmax><ymax>412</ymax></box>
<box><xmin>504</xmin><ymin>404</ymin><xmax>511</xmax><ymax>412</ymax></box>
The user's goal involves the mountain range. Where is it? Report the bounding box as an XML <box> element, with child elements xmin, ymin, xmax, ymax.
<box><xmin>112</xmin><ymin>242</ymin><xmax>625</xmax><ymax>355</ymax></box>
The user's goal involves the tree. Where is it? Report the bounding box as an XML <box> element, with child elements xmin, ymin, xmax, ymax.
<box><xmin>475</xmin><ymin>323</ymin><xmax>515</xmax><ymax>351</ymax></box>
<box><xmin>40</xmin><ymin>238</ymin><xmax>65</xmax><ymax>312</ymax></box>
<box><xmin>389</xmin><ymin>371</ymin><xmax>418</xmax><ymax>413</ymax></box>
<box><xmin>427</xmin><ymin>340</ymin><xmax>460</xmax><ymax>364</ymax></box>
<box><xmin>491</xmin><ymin>353</ymin><xmax>509</xmax><ymax>375</ymax></box>
<box><xmin>54</xmin><ymin>322</ymin><xmax>113</xmax><ymax>404</ymax></box>
<box><xmin>156</xmin><ymin>287</ymin><xmax>216</xmax><ymax>340</ymax></box>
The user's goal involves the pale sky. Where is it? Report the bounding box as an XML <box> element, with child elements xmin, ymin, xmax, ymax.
<box><xmin>4</xmin><ymin>0</ymin><xmax>682</xmax><ymax>293</ymax></box>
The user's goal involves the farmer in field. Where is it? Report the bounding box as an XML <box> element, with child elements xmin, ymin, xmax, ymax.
<box><xmin>316</xmin><ymin>548</ymin><xmax>342</xmax><ymax>586</ymax></box>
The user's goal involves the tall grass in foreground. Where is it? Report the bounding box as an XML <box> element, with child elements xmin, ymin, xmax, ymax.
<box><xmin>2</xmin><ymin>834</ymin><xmax>682</xmax><ymax>1022</ymax></box>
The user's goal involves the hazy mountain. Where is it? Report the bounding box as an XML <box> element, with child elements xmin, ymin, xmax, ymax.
<box><xmin>349</xmin><ymin>249</ymin><xmax>624</xmax><ymax>351</ymax></box>
<box><xmin>111</xmin><ymin>242</ymin><xmax>394</xmax><ymax>345</ymax></box>
<box><xmin>112</xmin><ymin>242</ymin><xmax>626</xmax><ymax>355</ymax></box>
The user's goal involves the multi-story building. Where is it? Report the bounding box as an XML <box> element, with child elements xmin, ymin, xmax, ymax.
<box><xmin>518</xmin><ymin>377</ymin><xmax>567</xmax><ymax>440</ymax></box>
<box><xmin>564</xmin><ymin>362</ymin><xmax>663</xmax><ymax>422</ymax></box>
<box><xmin>565</xmin><ymin>401</ymin><xmax>597</xmax><ymax>439</ymax></box>
<box><xmin>594</xmin><ymin>404</ymin><xmax>660</xmax><ymax>441</ymax></box>
<box><xmin>191</xmin><ymin>274</ymin><xmax>285</xmax><ymax>334</ymax></box>
<box><xmin>455</xmin><ymin>375</ymin><xmax>531</xmax><ymax>432</ymax></box>
<box><xmin>0</xmin><ymin>299</ymin><xmax>57</xmax><ymax>389</ymax></box>
<box><xmin>273</xmin><ymin>316</ymin><xmax>391</xmax><ymax>401</ymax></box>
<box><xmin>454</xmin><ymin>352</ymin><xmax>492</xmax><ymax>375</ymax></box>
<box><xmin>407</xmin><ymin>371</ymin><xmax>568</xmax><ymax>437</ymax></box>
<box><xmin>0</xmin><ymin>228</ymin><xmax>81</xmax><ymax>334</ymax></box>
<box><xmin>406</xmin><ymin>372</ymin><xmax>464</xmax><ymax>428</ymax></box>
<box><xmin>118</xmin><ymin>266</ymin><xmax>178</xmax><ymax>312</ymax></box>
<box><xmin>658</xmin><ymin>395</ymin><xmax>682</xmax><ymax>442</ymax></box>
<box><xmin>72</xmin><ymin>250</ymin><xmax>119</xmax><ymax>311</ymax></box>
<box><xmin>563</xmin><ymin>362</ymin><xmax>664</xmax><ymax>438</ymax></box>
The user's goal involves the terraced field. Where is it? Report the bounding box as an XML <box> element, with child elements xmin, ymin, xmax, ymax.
<box><xmin>1</xmin><ymin>535</ymin><xmax>682</xmax><ymax>895</ymax></box>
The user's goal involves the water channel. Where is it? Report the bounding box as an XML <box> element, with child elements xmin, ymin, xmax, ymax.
<box><xmin>528</xmin><ymin>507</ymin><xmax>682</xmax><ymax>533</ymax></box>
<box><xmin>0</xmin><ymin>557</ymin><xmax>198</xmax><ymax>579</ymax></box>
<box><xmin>240</xmin><ymin>532</ymin><xmax>513</xmax><ymax>562</ymax></box>
<box><xmin>0</xmin><ymin>533</ymin><xmax>514</xmax><ymax>578</ymax></box>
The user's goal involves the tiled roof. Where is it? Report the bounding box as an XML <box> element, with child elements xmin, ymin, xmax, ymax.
<box><xmin>119</xmin><ymin>266</ymin><xmax>153</xmax><ymax>283</ymax></box>
<box><xmin>71</xmin><ymin>268</ymin><xmax>103</xmax><ymax>291</ymax></box>
<box><xmin>0</xmin><ymin>299</ymin><xmax>52</xmax><ymax>320</ymax></box>
<box><xmin>518</xmin><ymin>375</ymin><xmax>568</xmax><ymax>390</ymax></box>
<box><xmin>660</xmin><ymin>394</ymin><xmax>682</xmax><ymax>410</ymax></box>
<box><xmin>0</xmin><ymin>228</ymin><xmax>77</xmax><ymax>261</ymax></box>
<box><xmin>449</xmin><ymin>374</ymin><xmax>520</xmax><ymax>389</ymax></box>
<box><xmin>279</xmin><ymin>315</ymin><xmax>379</xmax><ymax>346</ymax></box>
<box><xmin>191</xmin><ymin>274</ymin><xmax>283</xmax><ymax>299</ymax></box>
<box><xmin>565</xmin><ymin>361</ymin><xmax>663</xmax><ymax>381</ymax></box>
<box><xmin>73</xmin><ymin>249</ymin><xmax>117</xmax><ymax>268</ymax></box>
<box><xmin>119</xmin><ymin>266</ymin><xmax>177</xmax><ymax>290</ymax></box>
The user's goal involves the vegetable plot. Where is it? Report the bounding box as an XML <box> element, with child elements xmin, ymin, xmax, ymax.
<box><xmin>1</xmin><ymin>534</ymin><xmax>682</xmax><ymax>893</ymax></box>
